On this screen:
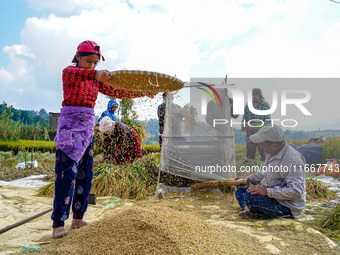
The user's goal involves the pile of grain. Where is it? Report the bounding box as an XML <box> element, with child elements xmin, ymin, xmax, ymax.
<box><xmin>43</xmin><ymin>206</ymin><xmax>262</xmax><ymax>255</ymax></box>
<box><xmin>107</xmin><ymin>70</ymin><xmax>184</xmax><ymax>92</ymax></box>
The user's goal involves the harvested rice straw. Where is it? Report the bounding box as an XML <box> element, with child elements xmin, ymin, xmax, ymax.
<box><xmin>107</xmin><ymin>70</ymin><xmax>184</xmax><ymax>92</ymax></box>
<box><xmin>190</xmin><ymin>178</ymin><xmax>248</xmax><ymax>192</ymax></box>
<box><xmin>306</xmin><ymin>178</ymin><xmax>337</xmax><ymax>200</ymax></box>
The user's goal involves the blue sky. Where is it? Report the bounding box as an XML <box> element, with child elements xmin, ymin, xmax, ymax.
<box><xmin>0</xmin><ymin>0</ymin><xmax>31</xmax><ymax>46</ymax></box>
<box><xmin>0</xmin><ymin>0</ymin><xmax>35</xmax><ymax>65</ymax></box>
<box><xmin>0</xmin><ymin>0</ymin><xmax>339</xmax><ymax>130</ymax></box>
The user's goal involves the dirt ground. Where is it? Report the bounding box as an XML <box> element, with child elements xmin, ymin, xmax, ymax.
<box><xmin>0</xmin><ymin>186</ymin><xmax>339</xmax><ymax>255</ymax></box>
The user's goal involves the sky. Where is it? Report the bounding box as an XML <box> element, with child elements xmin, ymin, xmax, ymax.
<box><xmin>0</xmin><ymin>0</ymin><xmax>339</xmax><ymax>131</ymax></box>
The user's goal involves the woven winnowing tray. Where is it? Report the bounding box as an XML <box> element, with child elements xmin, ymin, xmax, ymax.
<box><xmin>107</xmin><ymin>70</ymin><xmax>184</xmax><ymax>92</ymax></box>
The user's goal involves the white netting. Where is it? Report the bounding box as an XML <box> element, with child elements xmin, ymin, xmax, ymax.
<box><xmin>160</xmin><ymin>84</ymin><xmax>236</xmax><ymax>181</ymax></box>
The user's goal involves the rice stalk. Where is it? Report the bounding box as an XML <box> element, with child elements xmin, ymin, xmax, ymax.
<box><xmin>315</xmin><ymin>205</ymin><xmax>340</xmax><ymax>242</ymax></box>
<box><xmin>306</xmin><ymin>178</ymin><xmax>337</xmax><ymax>201</ymax></box>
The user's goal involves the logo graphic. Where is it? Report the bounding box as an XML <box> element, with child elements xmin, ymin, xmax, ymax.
<box><xmin>197</xmin><ymin>83</ymin><xmax>311</xmax><ymax>117</ymax></box>
<box><xmin>197</xmin><ymin>82</ymin><xmax>222</xmax><ymax>106</ymax></box>
<box><xmin>195</xmin><ymin>81</ymin><xmax>312</xmax><ymax>128</ymax></box>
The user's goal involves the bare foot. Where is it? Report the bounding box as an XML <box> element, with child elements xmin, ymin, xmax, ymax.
<box><xmin>71</xmin><ymin>219</ymin><xmax>88</xmax><ymax>229</ymax></box>
<box><xmin>52</xmin><ymin>227</ymin><xmax>71</xmax><ymax>238</ymax></box>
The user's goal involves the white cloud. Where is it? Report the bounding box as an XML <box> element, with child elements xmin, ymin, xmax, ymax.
<box><xmin>26</xmin><ymin>0</ymin><xmax>112</xmax><ymax>13</ymax></box>
<box><xmin>16</xmin><ymin>89</ymin><xmax>25</xmax><ymax>94</ymax></box>
<box><xmin>0</xmin><ymin>55</ymin><xmax>34</xmax><ymax>86</ymax></box>
<box><xmin>222</xmin><ymin>0</ymin><xmax>340</xmax><ymax>77</ymax></box>
<box><xmin>0</xmin><ymin>0</ymin><xmax>339</xmax><ymax>126</ymax></box>
<box><xmin>0</xmin><ymin>68</ymin><xmax>14</xmax><ymax>84</ymax></box>
<box><xmin>1</xmin><ymin>0</ymin><xmax>197</xmax><ymax>113</ymax></box>
<box><xmin>3</xmin><ymin>45</ymin><xmax>36</xmax><ymax>59</ymax></box>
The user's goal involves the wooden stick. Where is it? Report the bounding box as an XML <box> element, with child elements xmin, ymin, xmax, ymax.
<box><xmin>0</xmin><ymin>208</ymin><xmax>53</xmax><ymax>235</ymax></box>
<box><xmin>190</xmin><ymin>178</ymin><xmax>247</xmax><ymax>192</ymax></box>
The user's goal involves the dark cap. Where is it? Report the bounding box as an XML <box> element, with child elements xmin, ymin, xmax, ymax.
<box><xmin>252</xmin><ymin>88</ymin><xmax>264</xmax><ymax>99</ymax></box>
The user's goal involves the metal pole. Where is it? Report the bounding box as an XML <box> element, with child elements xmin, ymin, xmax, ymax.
<box><xmin>0</xmin><ymin>208</ymin><xmax>53</xmax><ymax>235</ymax></box>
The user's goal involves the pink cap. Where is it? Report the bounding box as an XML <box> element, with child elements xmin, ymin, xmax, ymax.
<box><xmin>72</xmin><ymin>40</ymin><xmax>105</xmax><ymax>63</ymax></box>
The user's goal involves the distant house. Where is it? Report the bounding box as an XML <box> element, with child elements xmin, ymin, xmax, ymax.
<box><xmin>49</xmin><ymin>112</ymin><xmax>60</xmax><ymax>130</ymax></box>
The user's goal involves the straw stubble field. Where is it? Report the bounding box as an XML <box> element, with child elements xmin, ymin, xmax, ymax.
<box><xmin>1</xmin><ymin>142</ymin><xmax>340</xmax><ymax>254</ymax></box>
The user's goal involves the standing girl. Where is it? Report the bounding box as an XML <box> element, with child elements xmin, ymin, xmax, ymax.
<box><xmin>52</xmin><ymin>40</ymin><xmax>152</xmax><ymax>238</ymax></box>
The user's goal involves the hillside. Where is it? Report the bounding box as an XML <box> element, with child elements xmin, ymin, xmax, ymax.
<box><xmin>2</xmin><ymin>102</ymin><xmax>339</xmax><ymax>145</ymax></box>
<box><xmin>1</xmin><ymin>102</ymin><xmax>49</xmax><ymax>127</ymax></box>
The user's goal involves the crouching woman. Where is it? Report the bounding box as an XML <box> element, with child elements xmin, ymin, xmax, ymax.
<box><xmin>99</xmin><ymin>116</ymin><xmax>142</xmax><ymax>164</ymax></box>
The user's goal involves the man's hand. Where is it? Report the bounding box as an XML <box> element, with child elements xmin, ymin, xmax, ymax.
<box><xmin>247</xmin><ymin>185</ymin><xmax>267</xmax><ymax>196</ymax></box>
<box><xmin>95</xmin><ymin>70</ymin><xmax>111</xmax><ymax>83</ymax></box>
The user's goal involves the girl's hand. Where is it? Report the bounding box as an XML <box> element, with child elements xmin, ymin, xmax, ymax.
<box><xmin>144</xmin><ymin>92</ymin><xmax>157</xmax><ymax>98</ymax></box>
<box><xmin>95</xmin><ymin>70</ymin><xmax>111</xmax><ymax>83</ymax></box>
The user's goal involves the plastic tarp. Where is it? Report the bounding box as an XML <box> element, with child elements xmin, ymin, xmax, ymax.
<box><xmin>0</xmin><ymin>185</ymin><xmax>121</xmax><ymax>254</ymax></box>
<box><xmin>0</xmin><ymin>175</ymin><xmax>48</xmax><ymax>188</ymax></box>
<box><xmin>160</xmin><ymin>84</ymin><xmax>236</xmax><ymax>181</ymax></box>
<box><xmin>295</xmin><ymin>144</ymin><xmax>323</xmax><ymax>165</ymax></box>
<box><xmin>288</xmin><ymin>143</ymin><xmax>323</xmax><ymax>165</ymax></box>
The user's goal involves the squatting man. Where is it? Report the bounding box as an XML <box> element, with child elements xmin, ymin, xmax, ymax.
<box><xmin>236</xmin><ymin>125</ymin><xmax>306</xmax><ymax>219</ymax></box>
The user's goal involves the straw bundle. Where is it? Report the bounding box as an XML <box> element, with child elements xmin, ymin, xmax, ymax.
<box><xmin>306</xmin><ymin>178</ymin><xmax>337</xmax><ymax>200</ymax></box>
<box><xmin>190</xmin><ymin>178</ymin><xmax>248</xmax><ymax>192</ymax></box>
<box><xmin>107</xmin><ymin>70</ymin><xmax>184</xmax><ymax>92</ymax></box>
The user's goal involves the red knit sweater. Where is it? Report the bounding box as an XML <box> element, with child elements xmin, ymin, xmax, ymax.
<box><xmin>62</xmin><ymin>65</ymin><xmax>144</xmax><ymax>107</ymax></box>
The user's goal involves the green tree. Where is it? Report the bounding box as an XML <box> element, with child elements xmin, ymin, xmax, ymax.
<box><xmin>0</xmin><ymin>108</ymin><xmax>22</xmax><ymax>140</ymax></box>
<box><xmin>20</xmin><ymin>111</ymin><xmax>34</xmax><ymax>125</ymax></box>
<box><xmin>39</xmin><ymin>108</ymin><xmax>49</xmax><ymax>121</ymax></box>
<box><xmin>33</xmin><ymin>115</ymin><xmax>48</xmax><ymax>127</ymax></box>
<box><xmin>120</xmin><ymin>99</ymin><xmax>137</xmax><ymax>125</ymax></box>
<box><xmin>0</xmin><ymin>102</ymin><xmax>6</xmax><ymax>115</ymax></box>
<box><xmin>143</xmin><ymin>118</ymin><xmax>159</xmax><ymax>145</ymax></box>
<box><xmin>11</xmin><ymin>109</ymin><xmax>20</xmax><ymax>121</ymax></box>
